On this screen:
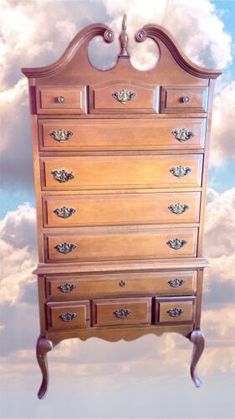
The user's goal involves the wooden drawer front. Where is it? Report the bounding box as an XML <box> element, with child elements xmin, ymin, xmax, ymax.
<box><xmin>46</xmin><ymin>271</ymin><xmax>197</xmax><ymax>300</ymax></box>
<box><xmin>43</xmin><ymin>192</ymin><xmax>201</xmax><ymax>227</ymax></box>
<box><xmin>45</xmin><ymin>227</ymin><xmax>198</xmax><ymax>262</ymax></box>
<box><xmin>40</xmin><ymin>155</ymin><xmax>203</xmax><ymax>191</ymax></box>
<box><xmin>92</xmin><ymin>298</ymin><xmax>152</xmax><ymax>326</ymax></box>
<box><xmin>39</xmin><ymin>118</ymin><xmax>206</xmax><ymax>151</ymax></box>
<box><xmin>46</xmin><ymin>301</ymin><xmax>90</xmax><ymax>330</ymax></box>
<box><xmin>155</xmin><ymin>297</ymin><xmax>195</xmax><ymax>323</ymax></box>
<box><xmin>36</xmin><ymin>86</ymin><xmax>87</xmax><ymax>114</ymax></box>
<box><xmin>161</xmin><ymin>87</ymin><xmax>208</xmax><ymax>113</ymax></box>
<box><xmin>89</xmin><ymin>83</ymin><xmax>159</xmax><ymax>113</ymax></box>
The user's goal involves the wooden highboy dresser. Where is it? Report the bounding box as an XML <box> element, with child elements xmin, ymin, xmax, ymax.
<box><xmin>22</xmin><ymin>16</ymin><xmax>221</xmax><ymax>398</ymax></box>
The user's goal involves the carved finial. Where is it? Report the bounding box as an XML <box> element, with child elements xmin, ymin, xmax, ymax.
<box><xmin>118</xmin><ymin>14</ymin><xmax>130</xmax><ymax>58</ymax></box>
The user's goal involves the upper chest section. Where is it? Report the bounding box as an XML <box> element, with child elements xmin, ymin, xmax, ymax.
<box><xmin>22</xmin><ymin>16</ymin><xmax>221</xmax><ymax>117</ymax></box>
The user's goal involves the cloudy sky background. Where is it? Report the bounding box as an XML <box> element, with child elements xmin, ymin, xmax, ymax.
<box><xmin>0</xmin><ymin>0</ymin><xmax>235</xmax><ymax>418</ymax></box>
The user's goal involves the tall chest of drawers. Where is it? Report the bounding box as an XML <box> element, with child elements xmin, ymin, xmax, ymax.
<box><xmin>22</xmin><ymin>16</ymin><xmax>221</xmax><ymax>398</ymax></box>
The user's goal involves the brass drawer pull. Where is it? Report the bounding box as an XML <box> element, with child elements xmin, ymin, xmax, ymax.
<box><xmin>54</xmin><ymin>242</ymin><xmax>77</xmax><ymax>254</ymax></box>
<box><xmin>53</xmin><ymin>206</ymin><xmax>76</xmax><ymax>219</ymax></box>
<box><xmin>49</xmin><ymin>129</ymin><xmax>74</xmax><ymax>142</ymax></box>
<box><xmin>59</xmin><ymin>312</ymin><xmax>77</xmax><ymax>322</ymax></box>
<box><xmin>58</xmin><ymin>282</ymin><xmax>76</xmax><ymax>293</ymax></box>
<box><xmin>119</xmin><ymin>280</ymin><xmax>126</xmax><ymax>287</ymax></box>
<box><xmin>168</xmin><ymin>203</ymin><xmax>189</xmax><ymax>214</ymax></box>
<box><xmin>114</xmin><ymin>308</ymin><xmax>131</xmax><ymax>318</ymax></box>
<box><xmin>56</xmin><ymin>95</ymin><xmax>65</xmax><ymax>103</ymax></box>
<box><xmin>51</xmin><ymin>169</ymin><xmax>74</xmax><ymax>183</ymax></box>
<box><xmin>166</xmin><ymin>239</ymin><xmax>187</xmax><ymax>250</ymax></box>
<box><xmin>167</xmin><ymin>308</ymin><xmax>184</xmax><ymax>317</ymax></box>
<box><xmin>168</xmin><ymin>278</ymin><xmax>184</xmax><ymax>288</ymax></box>
<box><xmin>171</xmin><ymin>128</ymin><xmax>194</xmax><ymax>142</ymax></box>
<box><xmin>181</xmin><ymin>96</ymin><xmax>190</xmax><ymax>103</ymax></box>
<box><xmin>112</xmin><ymin>88</ymin><xmax>136</xmax><ymax>104</ymax></box>
<box><xmin>169</xmin><ymin>165</ymin><xmax>192</xmax><ymax>178</ymax></box>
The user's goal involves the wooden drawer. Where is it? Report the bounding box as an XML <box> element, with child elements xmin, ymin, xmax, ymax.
<box><xmin>161</xmin><ymin>87</ymin><xmax>208</xmax><ymax>113</ymax></box>
<box><xmin>45</xmin><ymin>271</ymin><xmax>197</xmax><ymax>300</ymax></box>
<box><xmin>38</xmin><ymin>118</ymin><xmax>206</xmax><ymax>151</ymax></box>
<box><xmin>43</xmin><ymin>192</ymin><xmax>201</xmax><ymax>227</ymax></box>
<box><xmin>36</xmin><ymin>86</ymin><xmax>87</xmax><ymax>114</ymax></box>
<box><xmin>92</xmin><ymin>297</ymin><xmax>152</xmax><ymax>326</ymax></box>
<box><xmin>46</xmin><ymin>301</ymin><xmax>90</xmax><ymax>330</ymax></box>
<box><xmin>45</xmin><ymin>227</ymin><xmax>198</xmax><ymax>262</ymax></box>
<box><xmin>40</xmin><ymin>154</ymin><xmax>203</xmax><ymax>191</ymax></box>
<box><xmin>155</xmin><ymin>297</ymin><xmax>195</xmax><ymax>323</ymax></box>
<box><xmin>89</xmin><ymin>83</ymin><xmax>159</xmax><ymax>113</ymax></box>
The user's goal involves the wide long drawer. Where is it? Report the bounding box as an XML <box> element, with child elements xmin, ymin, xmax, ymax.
<box><xmin>45</xmin><ymin>227</ymin><xmax>198</xmax><ymax>262</ymax></box>
<box><xmin>40</xmin><ymin>154</ymin><xmax>203</xmax><ymax>191</ymax></box>
<box><xmin>38</xmin><ymin>118</ymin><xmax>206</xmax><ymax>151</ymax></box>
<box><xmin>45</xmin><ymin>271</ymin><xmax>197</xmax><ymax>300</ymax></box>
<box><xmin>43</xmin><ymin>192</ymin><xmax>200</xmax><ymax>227</ymax></box>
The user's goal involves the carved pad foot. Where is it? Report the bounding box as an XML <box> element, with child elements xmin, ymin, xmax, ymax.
<box><xmin>188</xmin><ymin>329</ymin><xmax>205</xmax><ymax>388</ymax></box>
<box><xmin>36</xmin><ymin>336</ymin><xmax>53</xmax><ymax>399</ymax></box>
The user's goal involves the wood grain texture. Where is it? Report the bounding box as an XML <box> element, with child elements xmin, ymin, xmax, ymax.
<box><xmin>46</xmin><ymin>300</ymin><xmax>90</xmax><ymax>330</ymax></box>
<box><xmin>89</xmin><ymin>82</ymin><xmax>159</xmax><ymax>113</ymax></box>
<box><xmin>45</xmin><ymin>226</ymin><xmax>198</xmax><ymax>262</ymax></box>
<box><xmin>160</xmin><ymin>86</ymin><xmax>208</xmax><ymax>113</ymax></box>
<box><xmin>43</xmin><ymin>192</ymin><xmax>201</xmax><ymax>227</ymax></box>
<box><xmin>155</xmin><ymin>297</ymin><xmax>195</xmax><ymax>323</ymax></box>
<box><xmin>38</xmin><ymin>118</ymin><xmax>206</xmax><ymax>151</ymax></box>
<box><xmin>36</xmin><ymin>86</ymin><xmax>87</xmax><ymax>114</ymax></box>
<box><xmin>92</xmin><ymin>297</ymin><xmax>152</xmax><ymax>326</ymax></box>
<box><xmin>35</xmin><ymin>258</ymin><xmax>208</xmax><ymax>275</ymax></box>
<box><xmin>45</xmin><ymin>270</ymin><xmax>197</xmax><ymax>300</ymax></box>
<box><xmin>40</xmin><ymin>154</ymin><xmax>203</xmax><ymax>191</ymax></box>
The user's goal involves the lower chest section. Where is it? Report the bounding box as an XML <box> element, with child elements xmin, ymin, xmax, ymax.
<box><xmin>40</xmin><ymin>270</ymin><xmax>200</xmax><ymax>333</ymax></box>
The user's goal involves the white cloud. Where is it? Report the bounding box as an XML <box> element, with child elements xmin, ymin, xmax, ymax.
<box><xmin>0</xmin><ymin>203</ymin><xmax>37</xmax><ymax>304</ymax></box>
<box><xmin>103</xmin><ymin>0</ymin><xmax>232</xmax><ymax>70</ymax></box>
<box><xmin>205</xmin><ymin>188</ymin><xmax>235</xmax><ymax>287</ymax></box>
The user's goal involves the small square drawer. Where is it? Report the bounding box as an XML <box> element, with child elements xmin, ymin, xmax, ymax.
<box><xmin>46</xmin><ymin>301</ymin><xmax>90</xmax><ymax>330</ymax></box>
<box><xmin>155</xmin><ymin>297</ymin><xmax>195</xmax><ymax>323</ymax></box>
<box><xmin>92</xmin><ymin>297</ymin><xmax>152</xmax><ymax>327</ymax></box>
<box><xmin>36</xmin><ymin>86</ymin><xmax>87</xmax><ymax>114</ymax></box>
<box><xmin>161</xmin><ymin>87</ymin><xmax>208</xmax><ymax>113</ymax></box>
<box><xmin>89</xmin><ymin>83</ymin><xmax>159</xmax><ymax>113</ymax></box>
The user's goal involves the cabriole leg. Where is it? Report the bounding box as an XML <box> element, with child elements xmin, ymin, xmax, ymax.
<box><xmin>188</xmin><ymin>329</ymin><xmax>205</xmax><ymax>388</ymax></box>
<box><xmin>36</xmin><ymin>336</ymin><xmax>53</xmax><ymax>399</ymax></box>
